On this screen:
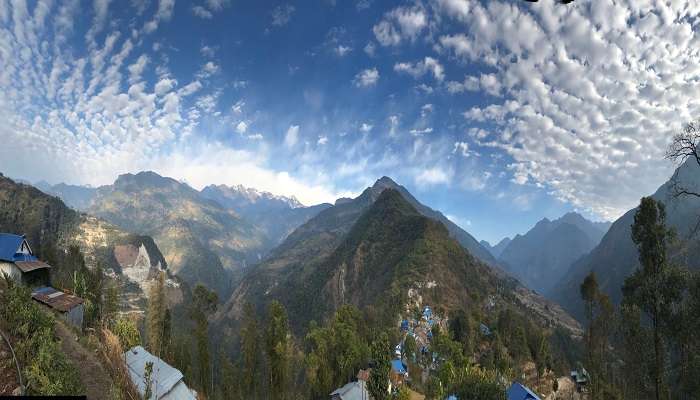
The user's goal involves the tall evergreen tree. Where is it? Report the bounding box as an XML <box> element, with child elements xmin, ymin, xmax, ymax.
<box><xmin>623</xmin><ymin>197</ymin><xmax>684</xmax><ymax>400</ymax></box>
<box><xmin>240</xmin><ymin>302</ymin><xmax>261</xmax><ymax>399</ymax></box>
<box><xmin>265</xmin><ymin>301</ymin><xmax>291</xmax><ymax>400</ymax></box>
<box><xmin>190</xmin><ymin>284</ymin><xmax>218</xmax><ymax>397</ymax></box>
<box><xmin>147</xmin><ymin>271</ymin><xmax>166</xmax><ymax>357</ymax></box>
<box><xmin>368</xmin><ymin>331</ymin><xmax>390</xmax><ymax>400</ymax></box>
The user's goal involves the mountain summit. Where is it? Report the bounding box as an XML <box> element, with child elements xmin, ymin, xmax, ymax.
<box><xmin>498</xmin><ymin>212</ymin><xmax>610</xmax><ymax>295</ymax></box>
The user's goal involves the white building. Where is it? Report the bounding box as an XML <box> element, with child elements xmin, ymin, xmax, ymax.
<box><xmin>124</xmin><ymin>346</ymin><xmax>197</xmax><ymax>400</ymax></box>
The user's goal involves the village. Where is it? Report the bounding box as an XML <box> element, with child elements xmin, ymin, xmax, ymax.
<box><xmin>1</xmin><ymin>231</ymin><xmax>592</xmax><ymax>400</ymax></box>
<box><xmin>329</xmin><ymin>301</ymin><xmax>590</xmax><ymax>400</ymax></box>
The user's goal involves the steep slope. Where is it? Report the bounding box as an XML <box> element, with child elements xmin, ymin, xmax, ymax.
<box><xmin>218</xmin><ymin>188</ymin><xmax>581</xmax><ymax>340</ymax></box>
<box><xmin>34</xmin><ymin>182</ymin><xmax>97</xmax><ymax>211</ymax></box>
<box><xmin>498</xmin><ymin>213</ymin><xmax>609</xmax><ymax>295</ymax></box>
<box><xmin>87</xmin><ymin>171</ymin><xmax>269</xmax><ymax>296</ymax></box>
<box><xmin>0</xmin><ymin>173</ymin><xmax>171</xmax><ymax>313</ymax></box>
<box><xmin>200</xmin><ymin>184</ymin><xmax>331</xmax><ymax>246</ymax></box>
<box><xmin>552</xmin><ymin>159</ymin><xmax>700</xmax><ymax>320</ymax></box>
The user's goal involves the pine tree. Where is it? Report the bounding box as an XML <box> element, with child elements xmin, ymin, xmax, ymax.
<box><xmin>147</xmin><ymin>271</ymin><xmax>166</xmax><ymax>357</ymax></box>
<box><xmin>623</xmin><ymin>197</ymin><xmax>685</xmax><ymax>400</ymax></box>
<box><xmin>240</xmin><ymin>302</ymin><xmax>260</xmax><ymax>399</ymax></box>
<box><xmin>368</xmin><ymin>331</ymin><xmax>390</xmax><ymax>400</ymax></box>
<box><xmin>190</xmin><ymin>284</ymin><xmax>218</xmax><ymax>397</ymax></box>
<box><xmin>265</xmin><ymin>301</ymin><xmax>290</xmax><ymax>400</ymax></box>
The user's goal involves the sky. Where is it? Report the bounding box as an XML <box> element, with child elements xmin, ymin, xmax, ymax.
<box><xmin>1</xmin><ymin>0</ymin><xmax>700</xmax><ymax>244</ymax></box>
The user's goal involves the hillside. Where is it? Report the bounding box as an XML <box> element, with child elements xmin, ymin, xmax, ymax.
<box><xmin>34</xmin><ymin>181</ymin><xmax>97</xmax><ymax>211</ymax></box>
<box><xmin>498</xmin><ymin>213</ymin><xmax>609</xmax><ymax>295</ymax></box>
<box><xmin>552</xmin><ymin>159</ymin><xmax>700</xmax><ymax>319</ymax></box>
<box><xmin>87</xmin><ymin>171</ymin><xmax>270</xmax><ymax>296</ymax></box>
<box><xmin>0</xmin><ymin>173</ymin><xmax>171</xmax><ymax>313</ymax></box>
<box><xmin>218</xmin><ymin>188</ymin><xmax>581</xmax><ymax>341</ymax></box>
<box><xmin>200</xmin><ymin>184</ymin><xmax>331</xmax><ymax>247</ymax></box>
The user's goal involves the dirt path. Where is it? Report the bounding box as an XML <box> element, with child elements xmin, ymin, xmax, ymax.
<box><xmin>54</xmin><ymin>322</ymin><xmax>114</xmax><ymax>400</ymax></box>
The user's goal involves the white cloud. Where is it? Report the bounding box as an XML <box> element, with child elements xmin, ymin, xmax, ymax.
<box><xmin>200</xmin><ymin>45</ymin><xmax>217</xmax><ymax>57</ymax></box>
<box><xmin>271</xmin><ymin>4</ymin><xmax>295</xmax><ymax>26</ymax></box>
<box><xmin>453</xmin><ymin>141</ymin><xmax>470</xmax><ymax>157</ymax></box>
<box><xmin>236</xmin><ymin>121</ymin><xmax>248</xmax><ymax>134</ymax></box>
<box><xmin>373</xmin><ymin>5</ymin><xmax>427</xmax><ymax>46</ymax></box>
<box><xmin>353</xmin><ymin>68</ymin><xmax>380</xmax><ymax>88</ymax></box>
<box><xmin>389</xmin><ymin>115</ymin><xmax>399</xmax><ymax>136</ymax></box>
<box><xmin>231</xmin><ymin>100</ymin><xmax>245</xmax><ymax>114</ymax></box>
<box><xmin>192</xmin><ymin>6</ymin><xmax>213</xmax><ymax>19</ymax></box>
<box><xmin>415</xmin><ymin>167</ymin><xmax>450</xmax><ymax>186</ymax></box>
<box><xmin>334</xmin><ymin>45</ymin><xmax>352</xmax><ymax>57</ymax></box>
<box><xmin>394</xmin><ymin>57</ymin><xmax>444</xmax><ymax>81</ymax></box>
<box><xmin>317</xmin><ymin>135</ymin><xmax>328</xmax><ymax>145</ymax></box>
<box><xmin>154</xmin><ymin>78</ymin><xmax>176</xmax><ymax>96</ymax></box>
<box><xmin>364</xmin><ymin>41</ymin><xmax>376</xmax><ymax>57</ymax></box>
<box><xmin>284</xmin><ymin>125</ymin><xmax>299</xmax><ymax>147</ymax></box>
<box><xmin>360</xmin><ymin>123</ymin><xmax>373</xmax><ymax>133</ymax></box>
<box><xmin>410</xmin><ymin>127</ymin><xmax>433</xmax><ymax>136</ymax></box>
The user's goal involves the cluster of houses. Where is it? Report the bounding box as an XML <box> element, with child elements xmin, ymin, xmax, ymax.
<box><xmin>0</xmin><ymin>233</ymin><xmax>85</xmax><ymax>328</ymax></box>
<box><xmin>0</xmin><ymin>233</ymin><xmax>197</xmax><ymax>400</ymax></box>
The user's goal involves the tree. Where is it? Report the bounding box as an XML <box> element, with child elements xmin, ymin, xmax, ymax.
<box><xmin>623</xmin><ymin>197</ymin><xmax>685</xmax><ymax>400</ymax></box>
<box><xmin>368</xmin><ymin>332</ymin><xmax>390</xmax><ymax>400</ymax></box>
<box><xmin>581</xmin><ymin>272</ymin><xmax>599</xmax><ymax>367</ymax></box>
<box><xmin>190</xmin><ymin>284</ymin><xmax>218</xmax><ymax>397</ymax></box>
<box><xmin>240</xmin><ymin>302</ymin><xmax>261</xmax><ymax>399</ymax></box>
<box><xmin>147</xmin><ymin>271</ymin><xmax>166</xmax><ymax>358</ymax></box>
<box><xmin>265</xmin><ymin>301</ymin><xmax>291</xmax><ymax>400</ymax></box>
<box><xmin>113</xmin><ymin>316</ymin><xmax>141</xmax><ymax>350</ymax></box>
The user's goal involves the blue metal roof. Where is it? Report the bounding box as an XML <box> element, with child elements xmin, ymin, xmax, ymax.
<box><xmin>391</xmin><ymin>359</ymin><xmax>407</xmax><ymax>374</ymax></box>
<box><xmin>507</xmin><ymin>382</ymin><xmax>541</xmax><ymax>400</ymax></box>
<box><xmin>0</xmin><ymin>233</ymin><xmax>27</xmax><ymax>262</ymax></box>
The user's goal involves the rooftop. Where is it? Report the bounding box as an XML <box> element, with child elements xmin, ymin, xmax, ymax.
<box><xmin>31</xmin><ymin>286</ymin><xmax>83</xmax><ymax>313</ymax></box>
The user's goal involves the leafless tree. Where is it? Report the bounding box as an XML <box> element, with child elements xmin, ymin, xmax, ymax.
<box><xmin>665</xmin><ymin>119</ymin><xmax>700</xmax><ymax>199</ymax></box>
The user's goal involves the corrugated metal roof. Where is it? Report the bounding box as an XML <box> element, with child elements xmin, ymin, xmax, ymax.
<box><xmin>31</xmin><ymin>287</ymin><xmax>83</xmax><ymax>313</ymax></box>
<box><xmin>15</xmin><ymin>260</ymin><xmax>50</xmax><ymax>273</ymax></box>
<box><xmin>0</xmin><ymin>234</ymin><xmax>24</xmax><ymax>262</ymax></box>
<box><xmin>124</xmin><ymin>346</ymin><xmax>194</xmax><ymax>400</ymax></box>
<box><xmin>330</xmin><ymin>380</ymin><xmax>370</xmax><ymax>400</ymax></box>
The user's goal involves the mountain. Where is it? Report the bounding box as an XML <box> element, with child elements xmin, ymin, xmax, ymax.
<box><xmin>498</xmin><ymin>213</ymin><xmax>609</xmax><ymax>295</ymax></box>
<box><xmin>552</xmin><ymin>159</ymin><xmax>700</xmax><ymax>320</ymax></box>
<box><xmin>0</xmin><ymin>173</ymin><xmax>171</xmax><ymax>312</ymax></box>
<box><xmin>200</xmin><ymin>184</ymin><xmax>331</xmax><ymax>247</ymax></box>
<box><xmin>217</xmin><ymin>183</ymin><xmax>582</xmax><ymax>340</ymax></box>
<box><xmin>482</xmin><ymin>237</ymin><xmax>511</xmax><ymax>258</ymax></box>
<box><xmin>86</xmin><ymin>171</ymin><xmax>270</xmax><ymax>296</ymax></box>
<box><xmin>34</xmin><ymin>182</ymin><xmax>97</xmax><ymax>211</ymax></box>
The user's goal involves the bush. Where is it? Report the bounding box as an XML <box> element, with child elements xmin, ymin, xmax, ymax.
<box><xmin>0</xmin><ymin>278</ymin><xmax>83</xmax><ymax>395</ymax></box>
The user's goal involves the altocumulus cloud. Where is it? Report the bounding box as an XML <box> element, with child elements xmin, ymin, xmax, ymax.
<box><xmin>432</xmin><ymin>0</ymin><xmax>700</xmax><ymax>219</ymax></box>
<box><xmin>0</xmin><ymin>0</ymin><xmax>347</xmax><ymax>206</ymax></box>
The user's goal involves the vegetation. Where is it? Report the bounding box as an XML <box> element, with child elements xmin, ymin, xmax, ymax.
<box><xmin>0</xmin><ymin>275</ymin><xmax>83</xmax><ymax>395</ymax></box>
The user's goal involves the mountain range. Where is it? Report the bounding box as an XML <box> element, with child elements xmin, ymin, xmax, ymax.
<box><xmin>495</xmin><ymin>213</ymin><xmax>610</xmax><ymax>295</ymax></box>
<box><xmin>217</xmin><ymin>178</ymin><xmax>581</xmax><ymax>339</ymax></box>
<box><xmin>552</xmin><ymin>158</ymin><xmax>700</xmax><ymax>319</ymax></box>
<box><xmin>0</xmin><ymin>173</ymin><xmax>171</xmax><ymax>312</ymax></box>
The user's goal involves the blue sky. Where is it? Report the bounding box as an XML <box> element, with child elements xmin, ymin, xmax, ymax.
<box><xmin>1</xmin><ymin>1</ymin><xmax>699</xmax><ymax>243</ymax></box>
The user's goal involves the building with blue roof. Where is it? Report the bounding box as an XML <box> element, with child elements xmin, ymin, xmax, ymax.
<box><xmin>390</xmin><ymin>359</ymin><xmax>408</xmax><ymax>387</ymax></box>
<box><xmin>506</xmin><ymin>382</ymin><xmax>541</xmax><ymax>400</ymax></box>
<box><xmin>480</xmin><ymin>323</ymin><xmax>492</xmax><ymax>336</ymax></box>
<box><xmin>0</xmin><ymin>233</ymin><xmax>51</xmax><ymax>287</ymax></box>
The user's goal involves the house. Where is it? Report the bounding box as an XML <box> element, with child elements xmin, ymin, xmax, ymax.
<box><xmin>390</xmin><ymin>359</ymin><xmax>408</xmax><ymax>387</ymax></box>
<box><xmin>0</xmin><ymin>234</ymin><xmax>51</xmax><ymax>287</ymax></box>
<box><xmin>124</xmin><ymin>346</ymin><xmax>197</xmax><ymax>400</ymax></box>
<box><xmin>446</xmin><ymin>395</ymin><xmax>458</xmax><ymax>400</ymax></box>
<box><xmin>479</xmin><ymin>323</ymin><xmax>492</xmax><ymax>336</ymax></box>
<box><xmin>31</xmin><ymin>286</ymin><xmax>84</xmax><ymax>328</ymax></box>
<box><xmin>401</xmin><ymin>319</ymin><xmax>409</xmax><ymax>331</ymax></box>
<box><xmin>506</xmin><ymin>382</ymin><xmax>541</xmax><ymax>400</ymax></box>
<box><xmin>422</xmin><ymin>306</ymin><xmax>432</xmax><ymax>320</ymax></box>
<box><xmin>570</xmin><ymin>367</ymin><xmax>590</xmax><ymax>392</ymax></box>
<box><xmin>356</xmin><ymin>369</ymin><xmax>370</xmax><ymax>382</ymax></box>
<box><xmin>329</xmin><ymin>380</ymin><xmax>371</xmax><ymax>400</ymax></box>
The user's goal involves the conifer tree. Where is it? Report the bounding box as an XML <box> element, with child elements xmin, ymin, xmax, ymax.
<box><xmin>147</xmin><ymin>271</ymin><xmax>166</xmax><ymax>357</ymax></box>
<box><xmin>241</xmin><ymin>302</ymin><xmax>261</xmax><ymax>399</ymax></box>
<box><xmin>265</xmin><ymin>300</ymin><xmax>291</xmax><ymax>400</ymax></box>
